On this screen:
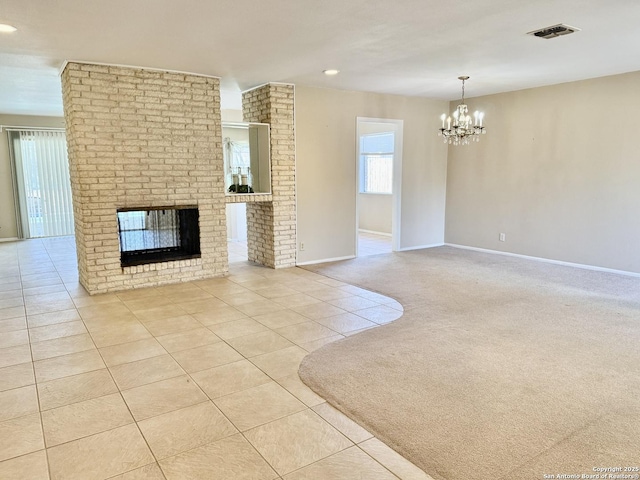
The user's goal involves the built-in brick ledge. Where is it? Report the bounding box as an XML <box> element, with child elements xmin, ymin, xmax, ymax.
<box><xmin>225</xmin><ymin>194</ymin><xmax>273</xmax><ymax>203</ymax></box>
<box><xmin>123</xmin><ymin>258</ymin><xmax>202</xmax><ymax>274</ymax></box>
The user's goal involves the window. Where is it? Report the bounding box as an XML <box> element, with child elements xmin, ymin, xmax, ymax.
<box><xmin>224</xmin><ymin>137</ymin><xmax>250</xmax><ymax>171</ymax></box>
<box><xmin>360</xmin><ymin>132</ymin><xmax>394</xmax><ymax>194</ymax></box>
<box><xmin>9</xmin><ymin>129</ymin><xmax>74</xmax><ymax>238</ymax></box>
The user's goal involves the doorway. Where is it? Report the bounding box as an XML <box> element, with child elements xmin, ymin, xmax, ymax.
<box><xmin>356</xmin><ymin>118</ymin><xmax>403</xmax><ymax>256</ymax></box>
<box><xmin>226</xmin><ymin>203</ymin><xmax>248</xmax><ymax>263</ymax></box>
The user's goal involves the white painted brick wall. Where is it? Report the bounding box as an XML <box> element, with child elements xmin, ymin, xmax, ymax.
<box><xmin>62</xmin><ymin>63</ymin><xmax>228</xmax><ymax>294</ymax></box>
<box><xmin>242</xmin><ymin>84</ymin><xmax>297</xmax><ymax>269</ymax></box>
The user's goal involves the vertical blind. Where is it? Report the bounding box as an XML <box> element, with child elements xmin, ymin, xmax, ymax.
<box><xmin>12</xmin><ymin>130</ymin><xmax>74</xmax><ymax>238</ymax></box>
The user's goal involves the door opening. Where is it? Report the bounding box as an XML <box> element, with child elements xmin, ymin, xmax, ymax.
<box><xmin>226</xmin><ymin>203</ymin><xmax>248</xmax><ymax>263</ymax></box>
<box><xmin>356</xmin><ymin>118</ymin><xmax>403</xmax><ymax>256</ymax></box>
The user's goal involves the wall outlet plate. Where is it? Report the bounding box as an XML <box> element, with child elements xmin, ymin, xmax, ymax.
<box><xmin>499</xmin><ymin>233</ymin><xmax>506</xmax><ymax>242</ymax></box>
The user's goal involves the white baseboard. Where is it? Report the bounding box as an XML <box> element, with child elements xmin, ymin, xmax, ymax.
<box><xmin>445</xmin><ymin>243</ymin><xmax>640</xmax><ymax>278</ymax></box>
<box><xmin>297</xmin><ymin>255</ymin><xmax>356</xmax><ymax>266</ymax></box>
<box><xmin>358</xmin><ymin>229</ymin><xmax>392</xmax><ymax>237</ymax></box>
<box><xmin>397</xmin><ymin>243</ymin><xmax>444</xmax><ymax>252</ymax></box>
<box><xmin>0</xmin><ymin>237</ymin><xmax>19</xmax><ymax>243</ymax></box>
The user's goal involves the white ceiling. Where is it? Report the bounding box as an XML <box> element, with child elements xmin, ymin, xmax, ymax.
<box><xmin>1</xmin><ymin>0</ymin><xmax>639</xmax><ymax>116</ymax></box>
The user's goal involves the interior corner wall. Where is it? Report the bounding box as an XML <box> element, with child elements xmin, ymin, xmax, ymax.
<box><xmin>0</xmin><ymin>114</ymin><xmax>65</xmax><ymax>239</ymax></box>
<box><xmin>295</xmin><ymin>86</ymin><xmax>448</xmax><ymax>264</ymax></box>
<box><xmin>358</xmin><ymin>194</ymin><xmax>392</xmax><ymax>234</ymax></box>
<box><xmin>445</xmin><ymin>70</ymin><xmax>640</xmax><ymax>274</ymax></box>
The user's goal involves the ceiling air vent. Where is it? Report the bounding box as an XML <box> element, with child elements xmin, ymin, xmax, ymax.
<box><xmin>527</xmin><ymin>24</ymin><xmax>580</xmax><ymax>39</ymax></box>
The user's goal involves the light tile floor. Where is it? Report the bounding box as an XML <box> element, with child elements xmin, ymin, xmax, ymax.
<box><xmin>228</xmin><ymin>239</ymin><xmax>248</xmax><ymax>263</ymax></box>
<box><xmin>0</xmin><ymin>236</ymin><xmax>433</xmax><ymax>480</ymax></box>
<box><xmin>358</xmin><ymin>231</ymin><xmax>392</xmax><ymax>257</ymax></box>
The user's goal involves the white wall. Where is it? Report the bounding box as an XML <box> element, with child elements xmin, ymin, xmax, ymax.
<box><xmin>222</xmin><ymin>109</ymin><xmax>248</xmax><ymax>242</ymax></box>
<box><xmin>358</xmin><ymin>194</ymin><xmax>392</xmax><ymax>234</ymax></box>
<box><xmin>445</xmin><ymin>71</ymin><xmax>640</xmax><ymax>274</ymax></box>
<box><xmin>296</xmin><ymin>86</ymin><xmax>448</xmax><ymax>263</ymax></box>
<box><xmin>0</xmin><ymin>114</ymin><xmax>65</xmax><ymax>239</ymax></box>
<box><xmin>226</xmin><ymin>203</ymin><xmax>247</xmax><ymax>241</ymax></box>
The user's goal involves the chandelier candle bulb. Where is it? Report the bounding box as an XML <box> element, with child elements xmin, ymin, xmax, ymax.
<box><xmin>441</xmin><ymin>114</ymin><xmax>446</xmax><ymax>128</ymax></box>
<box><xmin>437</xmin><ymin>76</ymin><xmax>486</xmax><ymax>145</ymax></box>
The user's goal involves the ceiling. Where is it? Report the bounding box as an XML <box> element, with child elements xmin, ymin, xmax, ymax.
<box><xmin>1</xmin><ymin>0</ymin><xmax>639</xmax><ymax>116</ymax></box>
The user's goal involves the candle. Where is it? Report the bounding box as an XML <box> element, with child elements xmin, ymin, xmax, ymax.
<box><xmin>479</xmin><ymin>112</ymin><xmax>484</xmax><ymax>127</ymax></box>
<box><xmin>474</xmin><ymin>111</ymin><xmax>479</xmax><ymax>126</ymax></box>
<box><xmin>440</xmin><ymin>114</ymin><xmax>446</xmax><ymax>129</ymax></box>
<box><xmin>447</xmin><ymin>117</ymin><xmax>451</xmax><ymax>130</ymax></box>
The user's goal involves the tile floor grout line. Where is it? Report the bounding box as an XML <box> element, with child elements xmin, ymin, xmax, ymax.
<box><xmin>63</xmin><ymin>291</ymin><xmax>166</xmax><ymax>477</ymax></box>
<box><xmin>135</xmin><ymin>273</ymin><xmax>357</xmax><ymax>477</ymax></box>
<box><xmin>1</xmin><ymin>237</ymin><xmax>422</xmax><ymax>479</ymax></box>
<box><xmin>354</xmin><ymin>443</ymin><xmax>404</xmax><ymax>480</ymax></box>
<box><xmin>20</xmin><ymin>239</ymin><xmax>54</xmax><ymax>480</ymax></box>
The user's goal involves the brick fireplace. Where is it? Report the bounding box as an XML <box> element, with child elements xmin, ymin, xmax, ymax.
<box><xmin>61</xmin><ymin>63</ymin><xmax>228</xmax><ymax>294</ymax></box>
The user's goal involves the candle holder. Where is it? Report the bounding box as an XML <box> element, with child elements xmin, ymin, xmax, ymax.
<box><xmin>438</xmin><ymin>76</ymin><xmax>486</xmax><ymax>146</ymax></box>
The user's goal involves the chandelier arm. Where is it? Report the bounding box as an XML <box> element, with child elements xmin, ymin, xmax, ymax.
<box><xmin>438</xmin><ymin>76</ymin><xmax>484</xmax><ymax>145</ymax></box>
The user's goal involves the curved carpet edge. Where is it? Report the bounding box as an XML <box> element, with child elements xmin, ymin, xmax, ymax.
<box><xmin>296</xmin><ymin>248</ymin><xmax>640</xmax><ymax>480</ymax></box>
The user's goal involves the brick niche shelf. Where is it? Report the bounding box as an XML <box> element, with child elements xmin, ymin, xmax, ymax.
<box><xmin>242</xmin><ymin>83</ymin><xmax>296</xmax><ymax>269</ymax></box>
<box><xmin>225</xmin><ymin>194</ymin><xmax>273</xmax><ymax>204</ymax></box>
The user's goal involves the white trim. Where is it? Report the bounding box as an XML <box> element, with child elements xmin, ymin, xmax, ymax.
<box><xmin>397</xmin><ymin>243</ymin><xmax>445</xmax><ymax>252</ymax></box>
<box><xmin>58</xmin><ymin>61</ymin><xmax>67</xmax><ymax>77</ymax></box>
<box><xmin>242</xmin><ymin>82</ymin><xmax>296</xmax><ymax>94</ymax></box>
<box><xmin>358</xmin><ymin>229</ymin><xmax>392</xmax><ymax>237</ymax></box>
<box><xmin>1</xmin><ymin>126</ymin><xmax>64</xmax><ymax>133</ymax></box>
<box><xmin>292</xmin><ymin>84</ymin><xmax>297</xmax><ymax>266</ymax></box>
<box><xmin>60</xmin><ymin>60</ymin><xmax>221</xmax><ymax>79</ymax></box>
<box><xmin>222</xmin><ymin>121</ymin><xmax>270</xmax><ymax>129</ymax></box>
<box><xmin>445</xmin><ymin>243</ymin><xmax>640</xmax><ymax>278</ymax></box>
<box><xmin>297</xmin><ymin>255</ymin><xmax>356</xmax><ymax>266</ymax></box>
<box><xmin>0</xmin><ymin>237</ymin><xmax>19</xmax><ymax>243</ymax></box>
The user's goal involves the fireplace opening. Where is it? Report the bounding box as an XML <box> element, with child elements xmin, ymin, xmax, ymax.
<box><xmin>117</xmin><ymin>206</ymin><xmax>201</xmax><ymax>267</ymax></box>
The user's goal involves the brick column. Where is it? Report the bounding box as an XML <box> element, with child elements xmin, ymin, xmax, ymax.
<box><xmin>242</xmin><ymin>84</ymin><xmax>296</xmax><ymax>268</ymax></box>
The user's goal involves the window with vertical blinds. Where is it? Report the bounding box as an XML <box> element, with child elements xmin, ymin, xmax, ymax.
<box><xmin>10</xmin><ymin>130</ymin><xmax>74</xmax><ymax>238</ymax></box>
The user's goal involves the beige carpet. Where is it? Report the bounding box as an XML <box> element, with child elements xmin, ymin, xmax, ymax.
<box><xmin>298</xmin><ymin>247</ymin><xmax>640</xmax><ymax>480</ymax></box>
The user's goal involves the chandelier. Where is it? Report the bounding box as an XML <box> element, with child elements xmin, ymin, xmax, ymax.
<box><xmin>438</xmin><ymin>76</ymin><xmax>485</xmax><ymax>145</ymax></box>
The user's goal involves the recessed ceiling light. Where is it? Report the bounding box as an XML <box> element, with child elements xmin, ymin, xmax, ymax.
<box><xmin>0</xmin><ymin>24</ymin><xmax>17</xmax><ymax>33</ymax></box>
<box><xmin>323</xmin><ymin>69</ymin><xmax>340</xmax><ymax>76</ymax></box>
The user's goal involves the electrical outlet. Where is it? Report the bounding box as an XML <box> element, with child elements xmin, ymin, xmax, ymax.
<box><xmin>499</xmin><ymin>233</ymin><xmax>506</xmax><ymax>242</ymax></box>
<box><xmin>300</xmin><ymin>242</ymin><xmax>305</xmax><ymax>251</ymax></box>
